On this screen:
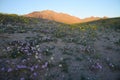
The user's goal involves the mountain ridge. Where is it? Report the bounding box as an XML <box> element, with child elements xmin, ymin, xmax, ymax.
<box><xmin>24</xmin><ymin>10</ymin><xmax>107</xmax><ymax>24</ymax></box>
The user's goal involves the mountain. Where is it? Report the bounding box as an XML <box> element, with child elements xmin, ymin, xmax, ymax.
<box><xmin>24</xmin><ymin>10</ymin><xmax>106</xmax><ymax>24</ymax></box>
<box><xmin>81</xmin><ymin>16</ymin><xmax>102</xmax><ymax>23</ymax></box>
<box><xmin>24</xmin><ymin>10</ymin><xmax>81</xmax><ymax>24</ymax></box>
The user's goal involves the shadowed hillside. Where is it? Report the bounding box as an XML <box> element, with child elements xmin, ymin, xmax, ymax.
<box><xmin>0</xmin><ymin>13</ymin><xmax>120</xmax><ymax>80</ymax></box>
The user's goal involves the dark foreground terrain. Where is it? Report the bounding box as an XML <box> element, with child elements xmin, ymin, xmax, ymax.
<box><xmin>0</xmin><ymin>13</ymin><xmax>120</xmax><ymax>80</ymax></box>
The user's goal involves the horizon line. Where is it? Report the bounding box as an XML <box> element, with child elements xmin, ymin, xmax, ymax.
<box><xmin>0</xmin><ymin>10</ymin><xmax>119</xmax><ymax>19</ymax></box>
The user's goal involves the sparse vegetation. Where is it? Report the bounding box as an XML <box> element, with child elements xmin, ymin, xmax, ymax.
<box><xmin>0</xmin><ymin>13</ymin><xmax>120</xmax><ymax>80</ymax></box>
<box><xmin>114</xmin><ymin>39</ymin><xmax>120</xmax><ymax>46</ymax></box>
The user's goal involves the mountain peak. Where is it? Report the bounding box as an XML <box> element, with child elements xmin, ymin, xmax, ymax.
<box><xmin>40</xmin><ymin>10</ymin><xmax>56</xmax><ymax>13</ymax></box>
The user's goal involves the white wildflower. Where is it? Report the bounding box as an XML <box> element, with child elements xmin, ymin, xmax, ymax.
<box><xmin>59</xmin><ymin>64</ymin><xmax>62</xmax><ymax>67</ymax></box>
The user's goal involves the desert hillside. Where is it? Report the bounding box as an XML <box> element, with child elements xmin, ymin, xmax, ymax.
<box><xmin>25</xmin><ymin>10</ymin><xmax>106</xmax><ymax>24</ymax></box>
<box><xmin>0</xmin><ymin>13</ymin><xmax>120</xmax><ymax>80</ymax></box>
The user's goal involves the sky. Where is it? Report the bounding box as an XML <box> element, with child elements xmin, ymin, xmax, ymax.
<box><xmin>0</xmin><ymin>0</ymin><xmax>120</xmax><ymax>18</ymax></box>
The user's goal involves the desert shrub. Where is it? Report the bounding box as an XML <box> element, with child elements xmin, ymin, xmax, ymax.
<box><xmin>0</xmin><ymin>13</ymin><xmax>32</xmax><ymax>24</ymax></box>
<box><xmin>114</xmin><ymin>39</ymin><xmax>120</xmax><ymax>46</ymax></box>
<box><xmin>4</xmin><ymin>26</ymin><xmax>15</xmax><ymax>33</ymax></box>
<box><xmin>10</xmin><ymin>48</ymin><xmax>24</xmax><ymax>58</ymax></box>
<box><xmin>58</xmin><ymin>61</ymin><xmax>69</xmax><ymax>73</ymax></box>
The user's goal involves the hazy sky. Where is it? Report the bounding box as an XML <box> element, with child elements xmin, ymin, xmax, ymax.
<box><xmin>0</xmin><ymin>0</ymin><xmax>120</xmax><ymax>18</ymax></box>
